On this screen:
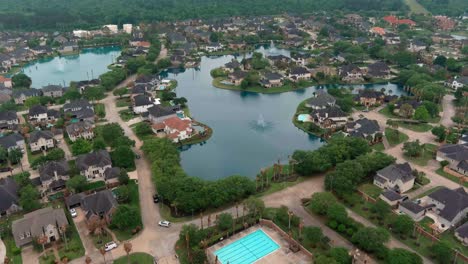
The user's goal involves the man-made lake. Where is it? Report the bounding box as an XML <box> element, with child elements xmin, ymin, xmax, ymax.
<box><xmin>165</xmin><ymin>45</ymin><xmax>405</xmax><ymax>180</ymax></box>
<box><xmin>22</xmin><ymin>46</ymin><xmax>121</xmax><ymax>88</ymax></box>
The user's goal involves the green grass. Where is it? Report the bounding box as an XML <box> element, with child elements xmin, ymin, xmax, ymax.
<box><xmin>94</xmin><ymin>103</ymin><xmax>106</xmax><ymax>118</ymax></box>
<box><xmin>2</xmin><ymin>231</ymin><xmax>22</xmax><ymax>264</ymax></box>
<box><xmin>397</xmin><ymin>122</ymin><xmax>433</xmax><ymax>132</ymax></box>
<box><xmin>113</xmin><ymin>253</ymin><xmax>154</xmax><ymax>264</ymax></box>
<box><xmin>379</xmin><ymin>106</ymin><xmax>398</xmax><ymax>119</ymax></box>
<box><xmin>419</xmin><ymin>217</ymin><xmax>434</xmax><ymax>232</ymax></box>
<box><xmin>82</xmin><ymin>181</ymin><xmax>106</xmax><ymax>191</ymax></box>
<box><xmin>403</xmin><ymin>143</ymin><xmax>437</xmax><ymax>166</ymax></box>
<box><xmin>358</xmin><ymin>183</ymin><xmax>383</xmax><ymax>199</ymax></box>
<box><xmin>385</xmin><ymin>128</ymin><xmax>409</xmax><ymax>146</ymax></box>
<box><xmin>403</xmin><ymin>0</ymin><xmax>430</xmax><ymax>14</ymax></box>
<box><xmin>371</xmin><ymin>142</ymin><xmax>385</xmax><ymax>151</ymax></box>
<box><xmin>119</xmin><ymin>109</ymin><xmax>136</xmax><ymax>122</ymax></box>
<box><xmin>212</xmin><ymin>77</ymin><xmax>315</xmax><ymax>94</ymax></box>
<box><xmin>436</xmin><ymin>168</ymin><xmax>468</xmax><ymax>187</ymax></box>
<box><xmin>116</xmin><ymin>98</ymin><xmax>131</xmax><ymax>107</ymax></box>
<box><xmin>415</xmin><ymin>186</ymin><xmax>443</xmax><ymax>198</ymax></box>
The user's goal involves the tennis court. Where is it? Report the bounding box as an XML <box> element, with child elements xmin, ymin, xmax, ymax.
<box><xmin>214</xmin><ymin>229</ymin><xmax>280</xmax><ymax>264</ymax></box>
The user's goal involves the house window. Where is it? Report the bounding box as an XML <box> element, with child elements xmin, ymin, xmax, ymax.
<box><xmin>19</xmin><ymin>234</ymin><xmax>24</xmax><ymax>240</ymax></box>
<box><xmin>26</xmin><ymin>232</ymin><xmax>31</xmax><ymax>237</ymax></box>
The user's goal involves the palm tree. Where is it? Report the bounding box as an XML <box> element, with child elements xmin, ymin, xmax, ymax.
<box><xmin>99</xmin><ymin>248</ymin><xmax>106</xmax><ymax>264</ymax></box>
<box><xmin>85</xmin><ymin>255</ymin><xmax>92</xmax><ymax>264</ymax></box>
<box><xmin>124</xmin><ymin>242</ymin><xmax>133</xmax><ymax>264</ymax></box>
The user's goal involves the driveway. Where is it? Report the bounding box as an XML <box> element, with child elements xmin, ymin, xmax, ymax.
<box><xmin>440</xmin><ymin>94</ymin><xmax>455</xmax><ymax>127</ymax></box>
<box><xmin>21</xmin><ymin>246</ymin><xmax>39</xmax><ymax>264</ymax></box>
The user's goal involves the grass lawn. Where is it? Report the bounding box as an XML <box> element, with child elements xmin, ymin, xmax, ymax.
<box><xmin>113</xmin><ymin>253</ymin><xmax>154</xmax><ymax>264</ymax></box>
<box><xmin>397</xmin><ymin>122</ymin><xmax>432</xmax><ymax>132</ymax></box>
<box><xmin>385</xmin><ymin>128</ymin><xmax>409</xmax><ymax>146</ymax></box>
<box><xmin>403</xmin><ymin>0</ymin><xmax>430</xmax><ymax>14</ymax></box>
<box><xmin>436</xmin><ymin>168</ymin><xmax>468</xmax><ymax>187</ymax></box>
<box><xmin>415</xmin><ymin>186</ymin><xmax>443</xmax><ymax>199</ymax></box>
<box><xmin>379</xmin><ymin>106</ymin><xmax>398</xmax><ymax>119</ymax></box>
<box><xmin>419</xmin><ymin>217</ymin><xmax>434</xmax><ymax>232</ymax></box>
<box><xmin>119</xmin><ymin>109</ymin><xmax>136</xmax><ymax>122</ymax></box>
<box><xmin>57</xmin><ymin>211</ymin><xmax>85</xmax><ymax>261</ymax></box>
<box><xmin>212</xmin><ymin>77</ymin><xmax>315</xmax><ymax>94</ymax></box>
<box><xmin>403</xmin><ymin>143</ymin><xmax>437</xmax><ymax>166</ymax></box>
<box><xmin>94</xmin><ymin>103</ymin><xmax>106</xmax><ymax>118</ymax></box>
<box><xmin>358</xmin><ymin>183</ymin><xmax>383</xmax><ymax>199</ymax></box>
<box><xmin>371</xmin><ymin>142</ymin><xmax>385</xmax><ymax>151</ymax></box>
<box><xmin>116</xmin><ymin>98</ymin><xmax>131</xmax><ymax>107</ymax></box>
<box><xmin>82</xmin><ymin>181</ymin><xmax>106</xmax><ymax>192</ymax></box>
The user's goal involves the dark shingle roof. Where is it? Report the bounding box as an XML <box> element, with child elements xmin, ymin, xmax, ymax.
<box><xmin>438</xmin><ymin>144</ymin><xmax>468</xmax><ymax>162</ymax></box>
<box><xmin>29</xmin><ymin>130</ymin><xmax>54</xmax><ymax>143</ymax></box>
<box><xmin>39</xmin><ymin>160</ymin><xmax>69</xmax><ymax>182</ymax></box>
<box><xmin>0</xmin><ymin>178</ymin><xmax>19</xmax><ymax>212</ymax></box>
<box><xmin>290</xmin><ymin>67</ymin><xmax>309</xmax><ymax>75</ymax></box>
<box><xmin>376</xmin><ymin>163</ymin><xmax>414</xmax><ymax>183</ymax></box>
<box><xmin>104</xmin><ymin>167</ymin><xmax>121</xmax><ymax>180</ymax></box>
<box><xmin>307</xmin><ymin>90</ymin><xmax>336</xmax><ymax>108</ymax></box>
<box><xmin>349</xmin><ymin>118</ymin><xmax>380</xmax><ymax>138</ymax></box>
<box><xmin>133</xmin><ymin>95</ymin><xmax>153</xmax><ymax>107</ymax></box>
<box><xmin>381</xmin><ymin>189</ymin><xmax>402</xmax><ymax>201</ymax></box>
<box><xmin>28</xmin><ymin>105</ymin><xmax>47</xmax><ymax>116</ymax></box>
<box><xmin>148</xmin><ymin>105</ymin><xmax>178</xmax><ymax>118</ymax></box>
<box><xmin>76</xmin><ymin>150</ymin><xmax>111</xmax><ymax>171</ymax></box>
<box><xmin>81</xmin><ymin>190</ymin><xmax>118</xmax><ymax>219</ymax></box>
<box><xmin>312</xmin><ymin>106</ymin><xmax>347</xmax><ymax>118</ymax></box>
<box><xmin>400</xmin><ymin>201</ymin><xmax>425</xmax><ymax>214</ymax></box>
<box><xmin>0</xmin><ymin>133</ymin><xmax>23</xmax><ymax>149</ymax></box>
<box><xmin>455</xmin><ymin>222</ymin><xmax>468</xmax><ymax>239</ymax></box>
<box><xmin>428</xmin><ymin>187</ymin><xmax>468</xmax><ymax>222</ymax></box>
<box><xmin>63</xmin><ymin>99</ymin><xmax>93</xmax><ymax>112</ymax></box>
<box><xmin>0</xmin><ymin>111</ymin><xmax>17</xmax><ymax>122</ymax></box>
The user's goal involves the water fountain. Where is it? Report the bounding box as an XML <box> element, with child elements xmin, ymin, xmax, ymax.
<box><xmin>56</xmin><ymin>58</ymin><xmax>65</xmax><ymax>72</ymax></box>
<box><xmin>257</xmin><ymin>114</ymin><xmax>266</xmax><ymax>128</ymax></box>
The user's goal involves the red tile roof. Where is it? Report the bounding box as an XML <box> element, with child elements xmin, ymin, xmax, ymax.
<box><xmin>163</xmin><ymin>116</ymin><xmax>191</xmax><ymax>132</ymax></box>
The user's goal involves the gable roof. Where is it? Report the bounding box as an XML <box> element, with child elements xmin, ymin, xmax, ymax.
<box><xmin>148</xmin><ymin>105</ymin><xmax>178</xmax><ymax>118</ymax></box>
<box><xmin>28</xmin><ymin>105</ymin><xmax>47</xmax><ymax>116</ymax></box>
<box><xmin>312</xmin><ymin>106</ymin><xmax>347</xmax><ymax>118</ymax></box>
<box><xmin>400</xmin><ymin>200</ymin><xmax>425</xmax><ymax>214</ymax></box>
<box><xmin>0</xmin><ymin>133</ymin><xmax>24</xmax><ymax>149</ymax></box>
<box><xmin>39</xmin><ymin>159</ymin><xmax>69</xmax><ymax>182</ymax></box>
<box><xmin>438</xmin><ymin>144</ymin><xmax>468</xmax><ymax>162</ymax></box>
<box><xmin>0</xmin><ymin>111</ymin><xmax>17</xmax><ymax>122</ymax></box>
<box><xmin>81</xmin><ymin>190</ymin><xmax>118</xmax><ymax>219</ymax></box>
<box><xmin>307</xmin><ymin>90</ymin><xmax>336</xmax><ymax>108</ymax></box>
<box><xmin>428</xmin><ymin>187</ymin><xmax>468</xmax><ymax>222</ymax></box>
<box><xmin>75</xmin><ymin>150</ymin><xmax>111</xmax><ymax>171</ymax></box>
<box><xmin>12</xmin><ymin>89</ymin><xmax>40</xmax><ymax>98</ymax></box>
<box><xmin>133</xmin><ymin>95</ymin><xmax>154</xmax><ymax>107</ymax></box>
<box><xmin>65</xmin><ymin>120</ymin><xmax>94</xmax><ymax>136</ymax></box>
<box><xmin>29</xmin><ymin>130</ymin><xmax>54</xmax><ymax>143</ymax></box>
<box><xmin>63</xmin><ymin>99</ymin><xmax>92</xmax><ymax>111</ymax></box>
<box><xmin>348</xmin><ymin>118</ymin><xmax>380</xmax><ymax>137</ymax></box>
<box><xmin>455</xmin><ymin>222</ymin><xmax>468</xmax><ymax>240</ymax></box>
<box><xmin>0</xmin><ymin>178</ymin><xmax>19</xmax><ymax>212</ymax></box>
<box><xmin>381</xmin><ymin>189</ymin><xmax>403</xmax><ymax>202</ymax></box>
<box><xmin>377</xmin><ymin>163</ymin><xmax>414</xmax><ymax>184</ymax></box>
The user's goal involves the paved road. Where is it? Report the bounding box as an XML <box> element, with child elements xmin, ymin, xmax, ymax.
<box><xmin>440</xmin><ymin>94</ymin><xmax>455</xmax><ymax>128</ymax></box>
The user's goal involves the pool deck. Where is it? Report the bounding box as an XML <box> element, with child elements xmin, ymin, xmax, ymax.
<box><xmin>207</xmin><ymin>225</ymin><xmax>311</xmax><ymax>264</ymax></box>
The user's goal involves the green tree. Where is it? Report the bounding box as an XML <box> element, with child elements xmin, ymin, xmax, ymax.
<box><xmin>303</xmin><ymin>226</ymin><xmax>324</xmax><ymax>246</ymax></box>
<box><xmin>83</xmin><ymin>86</ymin><xmax>105</xmax><ymax>101</ymax></box>
<box><xmin>113</xmin><ymin>87</ymin><xmax>128</xmax><ymax>98</ymax></box>
<box><xmin>329</xmin><ymin>247</ymin><xmax>352</xmax><ymax>264</ymax></box>
<box><xmin>386</xmin><ymin>248</ymin><xmax>422</xmax><ymax>264</ymax></box>
<box><xmin>126</xmin><ymin>57</ymin><xmax>147</xmax><ymax>74</ymax></box>
<box><xmin>12</xmin><ymin>73</ymin><xmax>32</xmax><ymax>88</ymax></box>
<box><xmin>325</xmin><ymin>160</ymin><xmax>364</xmax><ymax>196</ymax></box>
<box><xmin>66</xmin><ymin>175</ymin><xmax>87</xmax><ymax>193</ymax></box>
<box><xmin>24</xmin><ymin>98</ymin><xmax>42</xmax><ymax>108</ymax></box>
<box><xmin>433</xmin><ymin>56</ymin><xmax>447</xmax><ymax>67</ymax></box>
<box><xmin>421</xmin><ymin>101</ymin><xmax>439</xmax><ymax>118</ymax></box>
<box><xmin>156</xmin><ymin>58</ymin><xmax>171</xmax><ymax>69</ymax></box>
<box><xmin>111</xmin><ymin>205</ymin><xmax>141</xmax><ymax>230</ymax></box>
<box><xmin>402</xmin><ymin>140</ymin><xmax>423</xmax><ymax>157</ymax></box>
<box><xmin>431</xmin><ymin>241</ymin><xmax>453</xmax><ymax>264</ymax></box>
<box><xmin>0</xmin><ymin>146</ymin><xmax>8</xmax><ymax>163</ymax></box>
<box><xmin>326</xmin><ymin>203</ymin><xmax>348</xmax><ymax>224</ymax></box>
<box><xmin>371</xmin><ymin>199</ymin><xmax>391</xmax><ymax>219</ymax></box>
<box><xmin>392</xmin><ymin>215</ymin><xmax>414</xmax><ymax>235</ymax></box>
<box><xmin>243</xmin><ymin>196</ymin><xmax>265</xmax><ymax>217</ymax></box>
<box><xmin>115</xmin><ymin>185</ymin><xmax>130</xmax><ymax>202</ymax></box>
<box><xmin>92</xmin><ymin>138</ymin><xmax>106</xmax><ymax>150</ymax></box>
<box><xmin>8</xmin><ymin>148</ymin><xmax>23</xmax><ymax>165</ymax></box>
<box><xmin>315</xmin><ymin>255</ymin><xmax>338</xmax><ymax>264</ymax></box>
<box><xmin>19</xmin><ymin>185</ymin><xmax>41</xmax><ymax>212</ymax></box>
<box><xmin>399</xmin><ymin>103</ymin><xmax>414</xmax><ymax>118</ymax></box>
<box><xmin>431</xmin><ymin>126</ymin><xmax>446</xmax><ymax>142</ymax></box>
<box><xmin>111</xmin><ymin>146</ymin><xmax>135</xmax><ymax>170</ymax></box>
<box><xmin>351</xmin><ymin>227</ymin><xmax>390</xmax><ymax>252</ymax></box>
<box><xmin>216</xmin><ymin>213</ymin><xmax>233</xmax><ymax>231</ymax></box>
<box><xmin>309</xmin><ymin>192</ymin><xmax>337</xmax><ymax>215</ymax></box>
<box><xmin>134</xmin><ymin>122</ymin><xmax>152</xmax><ymax>137</ymax></box>
<box><xmin>118</xmin><ymin>169</ymin><xmax>130</xmax><ymax>185</ymax></box>
<box><xmin>71</xmin><ymin>139</ymin><xmax>93</xmax><ymax>156</ymax></box>
<box><xmin>413</xmin><ymin>106</ymin><xmax>430</xmax><ymax>121</ymax></box>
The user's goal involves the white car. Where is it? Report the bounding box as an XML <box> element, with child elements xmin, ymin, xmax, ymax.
<box><xmin>104</xmin><ymin>241</ymin><xmax>118</xmax><ymax>252</ymax></box>
<box><xmin>70</xmin><ymin>208</ymin><xmax>77</xmax><ymax>218</ymax></box>
<box><xmin>158</xmin><ymin>220</ymin><xmax>171</xmax><ymax>228</ymax></box>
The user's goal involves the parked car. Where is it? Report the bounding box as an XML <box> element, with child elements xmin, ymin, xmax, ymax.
<box><xmin>104</xmin><ymin>241</ymin><xmax>118</xmax><ymax>251</ymax></box>
<box><xmin>0</xmin><ymin>167</ymin><xmax>12</xmax><ymax>172</ymax></box>
<box><xmin>70</xmin><ymin>208</ymin><xmax>77</xmax><ymax>218</ymax></box>
<box><xmin>153</xmin><ymin>194</ymin><xmax>160</xmax><ymax>203</ymax></box>
<box><xmin>135</xmin><ymin>154</ymin><xmax>141</xmax><ymax>159</ymax></box>
<box><xmin>158</xmin><ymin>220</ymin><xmax>171</xmax><ymax>228</ymax></box>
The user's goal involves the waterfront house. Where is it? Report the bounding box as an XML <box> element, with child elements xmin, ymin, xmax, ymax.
<box><xmin>42</xmin><ymin>85</ymin><xmax>64</xmax><ymax>98</ymax></box>
<box><xmin>373</xmin><ymin>162</ymin><xmax>415</xmax><ymax>193</ymax></box>
<box><xmin>0</xmin><ymin>178</ymin><xmax>21</xmax><ymax>218</ymax></box>
<box><xmin>29</xmin><ymin>130</ymin><xmax>55</xmax><ymax>152</ymax></box>
<box><xmin>427</xmin><ymin>187</ymin><xmax>468</xmax><ymax>228</ymax></box>
<box><xmin>0</xmin><ymin>133</ymin><xmax>25</xmax><ymax>152</ymax></box>
<box><xmin>132</xmin><ymin>94</ymin><xmax>160</xmax><ymax>114</ymax></box>
<box><xmin>228</xmin><ymin>70</ymin><xmax>248</xmax><ymax>86</ymax></box>
<box><xmin>367</xmin><ymin>62</ymin><xmax>391</xmax><ymax>79</ymax></box>
<box><xmin>152</xmin><ymin>116</ymin><xmax>194</xmax><ymax>143</ymax></box>
<box><xmin>39</xmin><ymin>160</ymin><xmax>70</xmax><ymax>192</ymax></box>
<box><xmin>339</xmin><ymin>64</ymin><xmax>363</xmax><ymax>82</ymax></box>
<box><xmin>76</xmin><ymin>150</ymin><xmax>112</xmax><ymax>180</ymax></box>
<box><xmin>12</xmin><ymin>89</ymin><xmax>41</xmax><ymax>104</ymax></box>
<box><xmin>147</xmin><ymin>105</ymin><xmax>179</xmax><ymax>124</ymax></box>
<box><xmin>12</xmin><ymin>207</ymin><xmax>68</xmax><ymax>247</ymax></box>
<box><xmin>0</xmin><ymin>76</ymin><xmax>12</xmax><ymax>88</ymax></box>
<box><xmin>288</xmin><ymin>67</ymin><xmax>311</xmax><ymax>82</ymax></box>
<box><xmin>259</xmin><ymin>72</ymin><xmax>284</xmax><ymax>88</ymax></box>
<box><xmin>310</xmin><ymin>106</ymin><xmax>348</xmax><ymax>129</ymax></box>
<box><xmin>305</xmin><ymin>90</ymin><xmax>336</xmax><ymax>110</ymax></box>
<box><xmin>354</xmin><ymin>90</ymin><xmax>385</xmax><ymax>107</ymax></box>
<box><xmin>346</xmin><ymin>118</ymin><xmax>381</xmax><ymax>142</ymax></box>
<box><xmin>436</xmin><ymin>144</ymin><xmax>468</xmax><ymax>176</ymax></box>
<box><xmin>222</xmin><ymin>59</ymin><xmax>241</xmax><ymax>73</ymax></box>
<box><xmin>66</xmin><ymin>121</ymin><xmax>94</xmax><ymax>142</ymax></box>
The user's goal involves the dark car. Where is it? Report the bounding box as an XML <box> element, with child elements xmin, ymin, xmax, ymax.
<box><xmin>153</xmin><ymin>194</ymin><xmax>160</xmax><ymax>203</ymax></box>
<box><xmin>0</xmin><ymin>167</ymin><xmax>12</xmax><ymax>172</ymax></box>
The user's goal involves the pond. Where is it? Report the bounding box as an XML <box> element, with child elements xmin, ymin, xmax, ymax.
<box><xmin>164</xmin><ymin>45</ymin><xmax>406</xmax><ymax>180</ymax></box>
<box><xmin>21</xmin><ymin>46</ymin><xmax>121</xmax><ymax>88</ymax></box>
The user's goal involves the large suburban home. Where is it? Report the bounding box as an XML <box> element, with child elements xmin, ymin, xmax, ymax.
<box><xmin>427</xmin><ymin>187</ymin><xmax>468</xmax><ymax>228</ymax></box>
<box><xmin>29</xmin><ymin>130</ymin><xmax>55</xmax><ymax>152</ymax></box>
<box><xmin>367</xmin><ymin>61</ymin><xmax>391</xmax><ymax>79</ymax></box>
<box><xmin>222</xmin><ymin>59</ymin><xmax>242</xmax><ymax>73</ymax></box>
<box><xmin>455</xmin><ymin>222</ymin><xmax>468</xmax><ymax>246</ymax></box>
<box><xmin>354</xmin><ymin>90</ymin><xmax>385</xmax><ymax>107</ymax></box>
<box><xmin>288</xmin><ymin>67</ymin><xmax>311</xmax><ymax>82</ymax></box>
<box><xmin>339</xmin><ymin>64</ymin><xmax>363</xmax><ymax>82</ymax></box>
<box><xmin>392</xmin><ymin>99</ymin><xmax>422</xmax><ymax>117</ymax></box>
<box><xmin>436</xmin><ymin>144</ymin><xmax>468</xmax><ymax>176</ymax></box>
<box><xmin>398</xmin><ymin>201</ymin><xmax>427</xmax><ymax>221</ymax></box>
<box><xmin>147</xmin><ymin>105</ymin><xmax>180</xmax><ymax>124</ymax></box>
<box><xmin>132</xmin><ymin>94</ymin><xmax>160</xmax><ymax>114</ymax></box>
<box><xmin>12</xmin><ymin>89</ymin><xmax>41</xmax><ymax>104</ymax></box>
<box><xmin>76</xmin><ymin>150</ymin><xmax>112</xmax><ymax>180</ymax></box>
<box><xmin>42</xmin><ymin>85</ymin><xmax>64</xmax><ymax>98</ymax></box>
<box><xmin>228</xmin><ymin>70</ymin><xmax>248</xmax><ymax>86</ymax></box>
<box><xmin>66</xmin><ymin>121</ymin><xmax>94</xmax><ymax>142</ymax></box>
<box><xmin>39</xmin><ymin>160</ymin><xmax>70</xmax><ymax>192</ymax></box>
<box><xmin>0</xmin><ymin>133</ymin><xmax>25</xmax><ymax>152</ymax></box>
<box><xmin>0</xmin><ymin>178</ymin><xmax>21</xmax><ymax>217</ymax></box>
<box><xmin>373</xmin><ymin>163</ymin><xmax>415</xmax><ymax>193</ymax></box>
<box><xmin>0</xmin><ymin>110</ymin><xmax>19</xmax><ymax>130</ymax></box>
<box><xmin>12</xmin><ymin>207</ymin><xmax>68</xmax><ymax>247</ymax></box>
<box><xmin>346</xmin><ymin>118</ymin><xmax>381</xmax><ymax>142</ymax></box>
<box><xmin>63</xmin><ymin>99</ymin><xmax>95</xmax><ymax>122</ymax></box>
<box><xmin>66</xmin><ymin>190</ymin><xmax>118</xmax><ymax>225</ymax></box>
<box><xmin>259</xmin><ymin>72</ymin><xmax>284</xmax><ymax>88</ymax></box>
<box><xmin>152</xmin><ymin>116</ymin><xmax>194</xmax><ymax>143</ymax></box>
<box><xmin>311</xmin><ymin>106</ymin><xmax>348</xmax><ymax>129</ymax></box>
<box><xmin>28</xmin><ymin>105</ymin><xmax>60</xmax><ymax>124</ymax></box>
<box><xmin>0</xmin><ymin>76</ymin><xmax>12</xmax><ymax>88</ymax></box>
<box><xmin>305</xmin><ymin>90</ymin><xmax>336</xmax><ymax>110</ymax></box>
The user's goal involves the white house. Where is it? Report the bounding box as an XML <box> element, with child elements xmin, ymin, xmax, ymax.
<box><xmin>373</xmin><ymin>163</ymin><xmax>415</xmax><ymax>193</ymax></box>
<box><xmin>76</xmin><ymin>150</ymin><xmax>112</xmax><ymax>180</ymax></box>
<box><xmin>29</xmin><ymin>130</ymin><xmax>55</xmax><ymax>152</ymax></box>
<box><xmin>152</xmin><ymin>116</ymin><xmax>194</xmax><ymax>143</ymax></box>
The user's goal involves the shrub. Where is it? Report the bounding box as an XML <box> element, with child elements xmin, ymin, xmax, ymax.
<box><xmin>328</xmin><ymin>220</ymin><xmax>338</xmax><ymax>229</ymax></box>
<box><xmin>338</xmin><ymin>224</ymin><xmax>346</xmax><ymax>233</ymax></box>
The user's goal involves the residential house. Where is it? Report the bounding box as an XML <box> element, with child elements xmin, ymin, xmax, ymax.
<box><xmin>203</xmin><ymin>42</ymin><xmax>223</xmax><ymax>52</ymax></box>
<box><xmin>29</xmin><ymin>130</ymin><xmax>55</xmax><ymax>152</ymax></box>
<box><xmin>152</xmin><ymin>116</ymin><xmax>194</xmax><ymax>143</ymax></box>
<box><xmin>63</xmin><ymin>99</ymin><xmax>94</xmax><ymax>122</ymax></box>
<box><xmin>0</xmin><ymin>110</ymin><xmax>19</xmax><ymax>130</ymax></box>
<box><xmin>104</xmin><ymin>167</ymin><xmax>121</xmax><ymax>183</ymax></box>
<box><xmin>311</xmin><ymin>106</ymin><xmax>348</xmax><ymax>128</ymax></box>
<box><xmin>379</xmin><ymin>189</ymin><xmax>407</xmax><ymax>207</ymax></box>
<box><xmin>66</xmin><ymin>121</ymin><xmax>94</xmax><ymax>142</ymax></box>
<box><xmin>460</xmin><ymin>134</ymin><xmax>468</xmax><ymax>145</ymax></box>
<box><xmin>222</xmin><ymin>59</ymin><xmax>241</xmax><ymax>73</ymax></box>
<box><xmin>12</xmin><ymin>207</ymin><xmax>68</xmax><ymax>247</ymax></box>
<box><xmin>392</xmin><ymin>99</ymin><xmax>422</xmax><ymax>117</ymax></box>
<box><xmin>167</xmin><ymin>32</ymin><xmax>187</xmax><ymax>45</ymax></box>
<box><xmin>346</xmin><ymin>118</ymin><xmax>381</xmax><ymax>142</ymax></box>
<box><xmin>398</xmin><ymin>201</ymin><xmax>426</xmax><ymax>221</ymax></box>
<box><xmin>66</xmin><ymin>190</ymin><xmax>118</xmax><ymax>224</ymax></box>
<box><xmin>436</xmin><ymin>144</ymin><xmax>468</xmax><ymax>176</ymax></box>
<box><xmin>339</xmin><ymin>64</ymin><xmax>363</xmax><ymax>82</ymax></box>
<box><xmin>305</xmin><ymin>90</ymin><xmax>336</xmax><ymax>109</ymax></box>
<box><xmin>228</xmin><ymin>70</ymin><xmax>248</xmax><ymax>86</ymax></box>
<box><xmin>0</xmin><ymin>178</ymin><xmax>21</xmax><ymax>217</ymax></box>
<box><xmin>288</xmin><ymin>67</ymin><xmax>311</xmax><ymax>82</ymax></box>
<box><xmin>39</xmin><ymin>160</ymin><xmax>69</xmax><ymax>192</ymax></box>
<box><xmin>373</xmin><ymin>163</ymin><xmax>415</xmax><ymax>193</ymax></box>
<box><xmin>455</xmin><ymin>222</ymin><xmax>468</xmax><ymax>245</ymax></box>
<box><xmin>132</xmin><ymin>94</ymin><xmax>160</xmax><ymax>114</ymax></box>
<box><xmin>75</xmin><ymin>150</ymin><xmax>112</xmax><ymax>180</ymax></box>
<box><xmin>0</xmin><ymin>76</ymin><xmax>12</xmax><ymax>88</ymax></box>
<box><xmin>58</xmin><ymin>42</ymin><xmax>79</xmax><ymax>53</ymax></box>
<box><xmin>0</xmin><ymin>133</ymin><xmax>25</xmax><ymax>152</ymax></box>
<box><xmin>427</xmin><ymin>187</ymin><xmax>468</xmax><ymax>228</ymax></box>
<box><xmin>42</xmin><ymin>85</ymin><xmax>64</xmax><ymax>98</ymax></box>
<box><xmin>367</xmin><ymin>62</ymin><xmax>391</xmax><ymax>79</ymax></box>
<box><xmin>354</xmin><ymin>90</ymin><xmax>385</xmax><ymax>107</ymax></box>
<box><xmin>147</xmin><ymin>105</ymin><xmax>179</xmax><ymax>124</ymax></box>
<box><xmin>12</xmin><ymin>89</ymin><xmax>41</xmax><ymax>104</ymax></box>
<box><xmin>408</xmin><ymin>40</ymin><xmax>427</xmax><ymax>52</ymax></box>
<box><xmin>259</xmin><ymin>72</ymin><xmax>284</xmax><ymax>88</ymax></box>
<box><xmin>28</xmin><ymin>105</ymin><xmax>60</xmax><ymax>125</ymax></box>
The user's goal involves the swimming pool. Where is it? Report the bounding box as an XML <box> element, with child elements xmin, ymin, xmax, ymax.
<box><xmin>214</xmin><ymin>229</ymin><xmax>280</xmax><ymax>264</ymax></box>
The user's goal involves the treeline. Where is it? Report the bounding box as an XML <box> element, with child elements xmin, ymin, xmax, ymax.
<box><xmin>0</xmin><ymin>0</ymin><xmax>406</xmax><ymax>30</ymax></box>
<box><xmin>418</xmin><ymin>0</ymin><xmax>468</xmax><ymax>16</ymax></box>
<box><xmin>142</xmin><ymin>138</ymin><xmax>255</xmax><ymax>215</ymax></box>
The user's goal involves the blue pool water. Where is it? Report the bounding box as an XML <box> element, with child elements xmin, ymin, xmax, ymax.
<box><xmin>214</xmin><ymin>229</ymin><xmax>280</xmax><ymax>264</ymax></box>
